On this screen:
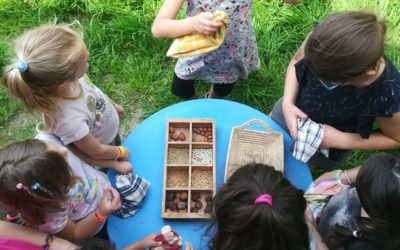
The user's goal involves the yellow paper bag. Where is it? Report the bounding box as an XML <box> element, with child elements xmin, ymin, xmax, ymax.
<box><xmin>167</xmin><ymin>11</ymin><xmax>228</xmax><ymax>58</ymax></box>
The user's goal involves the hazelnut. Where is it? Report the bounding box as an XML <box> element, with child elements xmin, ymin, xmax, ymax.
<box><xmin>180</xmin><ymin>191</ymin><xmax>188</xmax><ymax>201</ymax></box>
<box><xmin>207</xmin><ymin>127</ymin><xmax>212</xmax><ymax>132</ymax></box>
<box><xmin>169</xmin><ymin>126</ymin><xmax>176</xmax><ymax>133</ymax></box>
<box><xmin>179</xmin><ymin>132</ymin><xmax>186</xmax><ymax>141</ymax></box>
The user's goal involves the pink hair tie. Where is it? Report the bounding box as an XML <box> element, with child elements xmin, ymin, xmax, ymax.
<box><xmin>16</xmin><ymin>183</ymin><xmax>25</xmax><ymax>190</ymax></box>
<box><xmin>255</xmin><ymin>194</ymin><xmax>273</xmax><ymax>206</ymax></box>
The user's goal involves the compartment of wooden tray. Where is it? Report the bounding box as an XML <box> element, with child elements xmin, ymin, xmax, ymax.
<box><xmin>189</xmin><ymin>190</ymin><xmax>213</xmax><ymax>218</ymax></box>
<box><xmin>166</xmin><ymin>166</ymin><xmax>189</xmax><ymax>188</ymax></box>
<box><xmin>167</xmin><ymin>144</ymin><xmax>190</xmax><ymax>165</ymax></box>
<box><xmin>168</xmin><ymin>122</ymin><xmax>190</xmax><ymax>142</ymax></box>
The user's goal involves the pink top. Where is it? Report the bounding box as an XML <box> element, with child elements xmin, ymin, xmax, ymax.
<box><xmin>0</xmin><ymin>237</ymin><xmax>42</xmax><ymax>250</ymax></box>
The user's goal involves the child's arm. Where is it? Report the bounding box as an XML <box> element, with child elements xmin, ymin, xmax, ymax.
<box><xmin>151</xmin><ymin>0</ymin><xmax>222</xmax><ymax>38</ymax></box>
<box><xmin>321</xmin><ymin>118</ymin><xmax>400</xmax><ymax>150</ymax></box>
<box><xmin>56</xmin><ymin>187</ymin><xmax>121</xmax><ymax>242</ymax></box>
<box><xmin>68</xmin><ymin>144</ymin><xmax>132</xmax><ymax>174</ymax></box>
<box><xmin>73</xmin><ymin>133</ymin><xmax>128</xmax><ymax>160</ymax></box>
<box><xmin>123</xmin><ymin>234</ymin><xmax>162</xmax><ymax>250</ymax></box>
<box><xmin>0</xmin><ymin>221</ymin><xmax>77</xmax><ymax>250</ymax></box>
<box><xmin>281</xmin><ymin>38</ymin><xmax>309</xmax><ymax>139</ymax></box>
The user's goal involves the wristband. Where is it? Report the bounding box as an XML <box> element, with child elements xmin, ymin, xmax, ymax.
<box><xmin>116</xmin><ymin>146</ymin><xmax>125</xmax><ymax>159</ymax></box>
<box><xmin>42</xmin><ymin>234</ymin><xmax>55</xmax><ymax>250</ymax></box>
<box><xmin>95</xmin><ymin>210</ymin><xmax>108</xmax><ymax>222</ymax></box>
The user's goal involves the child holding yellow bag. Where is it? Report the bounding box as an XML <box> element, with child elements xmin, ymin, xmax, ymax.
<box><xmin>152</xmin><ymin>0</ymin><xmax>260</xmax><ymax>99</ymax></box>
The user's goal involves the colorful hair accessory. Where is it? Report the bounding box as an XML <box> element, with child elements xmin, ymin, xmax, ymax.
<box><xmin>6</xmin><ymin>214</ymin><xmax>15</xmax><ymax>222</ymax></box>
<box><xmin>30</xmin><ymin>182</ymin><xmax>53</xmax><ymax>196</ymax></box>
<box><xmin>255</xmin><ymin>194</ymin><xmax>273</xmax><ymax>206</ymax></box>
<box><xmin>16</xmin><ymin>182</ymin><xmax>37</xmax><ymax>197</ymax></box>
<box><xmin>16</xmin><ymin>183</ymin><xmax>26</xmax><ymax>190</ymax></box>
<box><xmin>15</xmin><ymin>60</ymin><xmax>29</xmax><ymax>73</ymax></box>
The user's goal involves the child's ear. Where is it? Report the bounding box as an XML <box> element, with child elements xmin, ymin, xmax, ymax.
<box><xmin>365</xmin><ymin>68</ymin><xmax>378</xmax><ymax>76</ymax></box>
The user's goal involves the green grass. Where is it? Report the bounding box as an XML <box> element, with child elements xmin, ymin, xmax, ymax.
<box><xmin>0</xmin><ymin>0</ymin><xmax>400</xmax><ymax>168</ymax></box>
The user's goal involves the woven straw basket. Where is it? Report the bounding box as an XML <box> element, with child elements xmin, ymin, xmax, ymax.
<box><xmin>224</xmin><ymin>119</ymin><xmax>284</xmax><ymax>181</ymax></box>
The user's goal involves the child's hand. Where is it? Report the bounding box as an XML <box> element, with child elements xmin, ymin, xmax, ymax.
<box><xmin>282</xmin><ymin>101</ymin><xmax>307</xmax><ymax>139</ymax></box>
<box><xmin>112</xmin><ymin>102</ymin><xmax>125</xmax><ymax>117</ymax></box>
<box><xmin>98</xmin><ymin>187</ymin><xmax>121</xmax><ymax>216</ymax></box>
<box><xmin>113</xmin><ymin>160</ymin><xmax>133</xmax><ymax>174</ymax></box>
<box><xmin>191</xmin><ymin>12</ymin><xmax>222</xmax><ymax>35</ymax></box>
<box><xmin>132</xmin><ymin>234</ymin><xmax>162</xmax><ymax>250</ymax></box>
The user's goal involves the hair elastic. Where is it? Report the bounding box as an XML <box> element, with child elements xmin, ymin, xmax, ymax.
<box><xmin>15</xmin><ymin>60</ymin><xmax>29</xmax><ymax>73</ymax></box>
<box><xmin>30</xmin><ymin>182</ymin><xmax>53</xmax><ymax>197</ymax></box>
<box><xmin>255</xmin><ymin>194</ymin><xmax>273</xmax><ymax>206</ymax></box>
<box><xmin>16</xmin><ymin>182</ymin><xmax>37</xmax><ymax>197</ymax></box>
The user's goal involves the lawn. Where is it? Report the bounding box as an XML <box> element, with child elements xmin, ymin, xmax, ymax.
<box><xmin>0</xmin><ymin>0</ymin><xmax>399</xmax><ymax>167</ymax></box>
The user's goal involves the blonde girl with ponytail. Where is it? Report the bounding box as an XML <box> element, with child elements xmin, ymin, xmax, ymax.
<box><xmin>2</xmin><ymin>24</ymin><xmax>132</xmax><ymax>174</ymax></box>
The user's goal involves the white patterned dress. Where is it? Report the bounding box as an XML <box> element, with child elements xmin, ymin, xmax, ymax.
<box><xmin>175</xmin><ymin>0</ymin><xmax>260</xmax><ymax>84</ymax></box>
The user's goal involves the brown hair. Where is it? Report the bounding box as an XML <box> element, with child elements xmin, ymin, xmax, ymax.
<box><xmin>0</xmin><ymin>139</ymin><xmax>74</xmax><ymax>226</ymax></box>
<box><xmin>2</xmin><ymin>24</ymin><xmax>84</xmax><ymax>129</ymax></box>
<box><xmin>304</xmin><ymin>11</ymin><xmax>386</xmax><ymax>83</ymax></box>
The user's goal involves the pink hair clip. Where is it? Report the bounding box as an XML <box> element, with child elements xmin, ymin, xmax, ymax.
<box><xmin>255</xmin><ymin>194</ymin><xmax>273</xmax><ymax>206</ymax></box>
<box><xmin>16</xmin><ymin>183</ymin><xmax>26</xmax><ymax>190</ymax></box>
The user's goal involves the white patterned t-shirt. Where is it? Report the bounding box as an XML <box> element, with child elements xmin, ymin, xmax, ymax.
<box><xmin>35</xmin><ymin>133</ymin><xmax>110</xmax><ymax>234</ymax></box>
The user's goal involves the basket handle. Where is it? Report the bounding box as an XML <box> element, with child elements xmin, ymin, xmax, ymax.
<box><xmin>238</xmin><ymin>119</ymin><xmax>273</xmax><ymax>133</ymax></box>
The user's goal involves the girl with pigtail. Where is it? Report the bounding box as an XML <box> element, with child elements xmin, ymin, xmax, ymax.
<box><xmin>0</xmin><ymin>136</ymin><xmax>121</xmax><ymax>241</ymax></box>
<box><xmin>2</xmin><ymin>24</ymin><xmax>131</xmax><ymax>174</ymax></box>
<box><xmin>207</xmin><ymin>163</ymin><xmax>328</xmax><ymax>250</ymax></box>
<box><xmin>306</xmin><ymin>154</ymin><xmax>400</xmax><ymax>250</ymax></box>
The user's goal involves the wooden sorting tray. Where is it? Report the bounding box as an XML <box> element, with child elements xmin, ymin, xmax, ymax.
<box><xmin>224</xmin><ymin>119</ymin><xmax>284</xmax><ymax>181</ymax></box>
<box><xmin>162</xmin><ymin>118</ymin><xmax>216</xmax><ymax>219</ymax></box>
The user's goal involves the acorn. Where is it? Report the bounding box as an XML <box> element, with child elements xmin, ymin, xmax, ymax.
<box><xmin>169</xmin><ymin>126</ymin><xmax>176</xmax><ymax>133</ymax></box>
<box><xmin>170</xmin><ymin>133</ymin><xmax>179</xmax><ymax>141</ymax></box>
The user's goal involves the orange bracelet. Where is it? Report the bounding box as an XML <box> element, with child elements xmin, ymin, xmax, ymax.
<box><xmin>95</xmin><ymin>210</ymin><xmax>107</xmax><ymax>222</ymax></box>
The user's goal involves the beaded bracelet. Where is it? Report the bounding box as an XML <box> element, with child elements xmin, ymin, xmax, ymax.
<box><xmin>42</xmin><ymin>234</ymin><xmax>55</xmax><ymax>250</ymax></box>
<box><xmin>344</xmin><ymin>170</ymin><xmax>352</xmax><ymax>185</ymax></box>
<box><xmin>95</xmin><ymin>209</ymin><xmax>107</xmax><ymax>222</ymax></box>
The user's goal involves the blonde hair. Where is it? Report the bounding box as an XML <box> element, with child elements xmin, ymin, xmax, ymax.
<box><xmin>2</xmin><ymin>24</ymin><xmax>85</xmax><ymax>129</ymax></box>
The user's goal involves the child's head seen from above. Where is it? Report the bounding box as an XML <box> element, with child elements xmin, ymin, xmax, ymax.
<box><xmin>356</xmin><ymin>154</ymin><xmax>400</xmax><ymax>239</ymax></box>
<box><xmin>210</xmin><ymin>163</ymin><xmax>309</xmax><ymax>250</ymax></box>
<box><xmin>304</xmin><ymin>11</ymin><xmax>386</xmax><ymax>85</ymax></box>
<box><xmin>0</xmin><ymin>139</ymin><xmax>74</xmax><ymax>226</ymax></box>
<box><xmin>2</xmin><ymin>24</ymin><xmax>89</xmax><ymax>124</ymax></box>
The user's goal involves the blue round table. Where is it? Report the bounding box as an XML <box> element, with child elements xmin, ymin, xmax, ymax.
<box><xmin>108</xmin><ymin>99</ymin><xmax>312</xmax><ymax>250</ymax></box>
